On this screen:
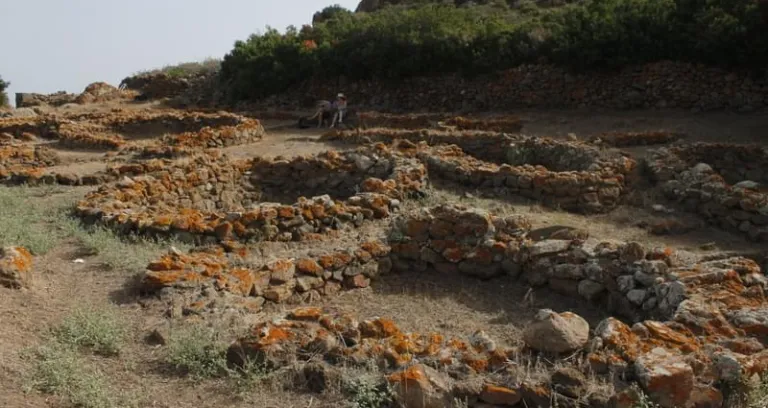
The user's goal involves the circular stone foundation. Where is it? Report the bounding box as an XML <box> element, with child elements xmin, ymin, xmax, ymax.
<box><xmin>76</xmin><ymin>144</ymin><xmax>428</xmax><ymax>244</ymax></box>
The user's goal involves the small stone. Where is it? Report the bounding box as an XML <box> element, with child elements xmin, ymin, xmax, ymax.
<box><xmin>620</xmin><ymin>242</ymin><xmax>646</xmax><ymax>263</ymax></box>
<box><xmin>627</xmin><ymin>289</ymin><xmax>648</xmax><ymax>306</ymax></box>
<box><xmin>528</xmin><ymin>240</ymin><xmax>572</xmax><ymax>257</ymax></box>
<box><xmin>617</xmin><ymin>275</ymin><xmax>636</xmax><ymax>293</ymax></box>
<box><xmin>145</xmin><ymin>326</ymin><xmax>170</xmax><ymax>346</ymax></box>
<box><xmin>578</xmin><ymin>279</ymin><xmax>605</xmax><ymax>301</ymax></box>
<box><xmin>522</xmin><ymin>309</ymin><xmax>590</xmax><ymax>353</ymax></box>
<box><xmin>267</xmin><ymin>259</ymin><xmax>296</xmax><ymax>284</ymax></box>
<box><xmin>479</xmin><ymin>384</ymin><xmax>521</xmax><ymax>406</ymax></box>
<box><xmin>551</xmin><ymin>367</ymin><xmax>586</xmax><ymax>399</ymax></box>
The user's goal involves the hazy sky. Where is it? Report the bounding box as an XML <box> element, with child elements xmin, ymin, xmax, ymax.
<box><xmin>0</xmin><ymin>0</ymin><xmax>359</xmax><ymax>105</ymax></box>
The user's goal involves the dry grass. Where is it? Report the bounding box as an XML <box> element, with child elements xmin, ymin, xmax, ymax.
<box><xmin>22</xmin><ymin>308</ymin><xmax>135</xmax><ymax>408</ymax></box>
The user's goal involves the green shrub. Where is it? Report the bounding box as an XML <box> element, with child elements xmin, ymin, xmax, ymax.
<box><xmin>220</xmin><ymin>0</ymin><xmax>768</xmax><ymax>101</ymax></box>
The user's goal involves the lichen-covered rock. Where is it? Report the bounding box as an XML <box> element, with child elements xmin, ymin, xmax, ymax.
<box><xmin>387</xmin><ymin>364</ymin><xmax>453</xmax><ymax>408</ymax></box>
<box><xmin>0</xmin><ymin>246</ymin><xmax>33</xmax><ymax>288</ymax></box>
<box><xmin>634</xmin><ymin>347</ymin><xmax>694</xmax><ymax>408</ymax></box>
<box><xmin>479</xmin><ymin>384</ymin><xmax>522</xmax><ymax>406</ymax></box>
<box><xmin>522</xmin><ymin>309</ymin><xmax>590</xmax><ymax>353</ymax></box>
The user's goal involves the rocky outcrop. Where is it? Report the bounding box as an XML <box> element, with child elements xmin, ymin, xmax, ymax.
<box><xmin>16</xmin><ymin>91</ymin><xmax>77</xmax><ymax>108</ymax></box>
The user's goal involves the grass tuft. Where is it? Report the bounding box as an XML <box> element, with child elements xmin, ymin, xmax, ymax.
<box><xmin>345</xmin><ymin>376</ymin><xmax>393</xmax><ymax>408</ymax></box>
<box><xmin>166</xmin><ymin>325</ymin><xmax>229</xmax><ymax>380</ymax></box>
<box><xmin>52</xmin><ymin>306</ymin><xmax>126</xmax><ymax>356</ymax></box>
<box><xmin>24</xmin><ymin>344</ymin><xmax>116</xmax><ymax>408</ymax></box>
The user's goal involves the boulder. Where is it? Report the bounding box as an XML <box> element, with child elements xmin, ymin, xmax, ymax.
<box><xmin>0</xmin><ymin>246</ymin><xmax>33</xmax><ymax>289</ymax></box>
<box><xmin>522</xmin><ymin>309</ymin><xmax>590</xmax><ymax>353</ymax></box>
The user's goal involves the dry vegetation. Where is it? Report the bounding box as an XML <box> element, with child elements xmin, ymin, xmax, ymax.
<box><xmin>0</xmin><ymin>96</ymin><xmax>767</xmax><ymax>408</ymax></box>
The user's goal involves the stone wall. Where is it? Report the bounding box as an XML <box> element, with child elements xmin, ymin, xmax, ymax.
<box><xmin>120</xmin><ymin>72</ymin><xmax>194</xmax><ymax>99</ymax></box>
<box><xmin>76</xmin><ymin>146</ymin><xmax>429</xmax><ymax>244</ymax></box>
<box><xmin>648</xmin><ymin>144</ymin><xmax>768</xmax><ymax>242</ymax></box>
<box><xmin>254</xmin><ymin>61</ymin><xmax>768</xmax><ymax>113</ymax></box>
<box><xmin>419</xmin><ymin>141</ymin><xmax>634</xmax><ymax>213</ymax></box>
<box><xmin>389</xmin><ymin>205</ymin><xmax>685</xmax><ymax>322</ymax></box>
<box><xmin>141</xmin><ymin>241</ymin><xmax>393</xmax><ymax>309</ymax></box>
<box><xmin>250</xmin><ymin>147</ymin><xmax>427</xmax><ymax>203</ymax></box>
<box><xmin>321</xmin><ymin>128</ymin><xmax>519</xmax><ymax>162</ymax></box>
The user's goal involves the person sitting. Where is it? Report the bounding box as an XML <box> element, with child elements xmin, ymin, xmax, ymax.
<box><xmin>330</xmin><ymin>93</ymin><xmax>348</xmax><ymax>128</ymax></box>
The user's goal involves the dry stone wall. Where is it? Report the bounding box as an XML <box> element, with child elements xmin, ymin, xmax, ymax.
<box><xmin>249</xmin><ymin>147</ymin><xmax>427</xmax><ymax>203</ymax></box>
<box><xmin>389</xmin><ymin>205</ymin><xmax>685</xmax><ymax>322</ymax></box>
<box><xmin>420</xmin><ymin>141</ymin><xmax>634</xmax><ymax>213</ymax></box>
<box><xmin>321</xmin><ymin>128</ymin><xmax>519</xmax><ymax>162</ymax></box>
<box><xmin>141</xmin><ymin>241</ymin><xmax>393</xmax><ymax>311</ymax></box>
<box><xmin>648</xmin><ymin>144</ymin><xmax>768</xmax><ymax>242</ymax></box>
<box><xmin>257</xmin><ymin>61</ymin><xmax>768</xmax><ymax>113</ymax></box>
<box><xmin>76</xmin><ymin>146</ymin><xmax>428</xmax><ymax>244</ymax></box>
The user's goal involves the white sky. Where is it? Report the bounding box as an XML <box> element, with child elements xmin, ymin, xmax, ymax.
<box><xmin>0</xmin><ymin>0</ymin><xmax>359</xmax><ymax>105</ymax></box>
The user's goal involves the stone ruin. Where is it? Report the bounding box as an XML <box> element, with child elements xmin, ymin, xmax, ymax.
<box><xmin>76</xmin><ymin>144</ymin><xmax>428</xmax><ymax>245</ymax></box>
<box><xmin>15</xmin><ymin>82</ymin><xmax>135</xmax><ymax>108</ymax></box>
<box><xmin>140</xmin><ymin>203</ymin><xmax>768</xmax><ymax>407</ymax></box>
<box><xmin>1</xmin><ymin>103</ymin><xmax>767</xmax><ymax>408</ymax></box>
<box><xmin>648</xmin><ymin>143</ymin><xmax>768</xmax><ymax>242</ymax></box>
<box><xmin>0</xmin><ymin>109</ymin><xmax>264</xmax><ymax>186</ymax></box>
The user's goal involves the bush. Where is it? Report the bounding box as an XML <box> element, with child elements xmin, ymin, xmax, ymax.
<box><xmin>220</xmin><ymin>0</ymin><xmax>767</xmax><ymax>101</ymax></box>
<box><xmin>0</xmin><ymin>75</ymin><xmax>10</xmax><ymax>107</ymax></box>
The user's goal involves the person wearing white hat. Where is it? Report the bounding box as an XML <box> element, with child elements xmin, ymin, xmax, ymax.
<box><xmin>330</xmin><ymin>93</ymin><xmax>348</xmax><ymax>128</ymax></box>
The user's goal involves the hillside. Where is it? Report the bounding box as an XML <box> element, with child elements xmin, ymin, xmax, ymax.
<box><xmin>217</xmin><ymin>0</ymin><xmax>768</xmax><ymax>102</ymax></box>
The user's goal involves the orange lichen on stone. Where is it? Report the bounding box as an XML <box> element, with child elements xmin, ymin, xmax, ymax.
<box><xmin>288</xmin><ymin>307</ymin><xmax>324</xmax><ymax>321</ymax></box>
<box><xmin>296</xmin><ymin>258</ymin><xmax>324</xmax><ymax>277</ymax></box>
<box><xmin>317</xmin><ymin>252</ymin><xmax>353</xmax><ymax>270</ymax></box>
<box><xmin>642</xmin><ymin>321</ymin><xmax>700</xmax><ymax>354</ymax></box>
<box><xmin>360</xmin><ymin>241</ymin><xmax>390</xmax><ymax>257</ymax></box>
<box><xmin>361</xmin><ymin>318</ymin><xmax>402</xmax><ymax>339</ymax></box>
<box><xmin>480</xmin><ymin>384</ymin><xmax>522</xmax><ymax>406</ymax></box>
<box><xmin>386</xmin><ymin>364</ymin><xmax>426</xmax><ymax>384</ymax></box>
<box><xmin>462</xmin><ymin>354</ymin><xmax>490</xmax><ymax>372</ymax></box>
